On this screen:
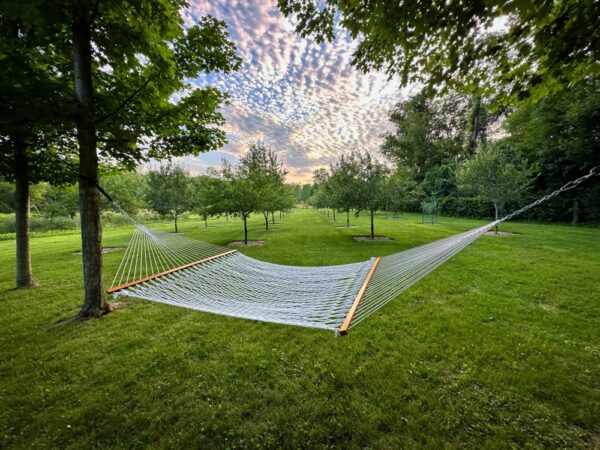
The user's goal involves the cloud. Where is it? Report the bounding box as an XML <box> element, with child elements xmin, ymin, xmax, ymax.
<box><xmin>181</xmin><ymin>0</ymin><xmax>413</xmax><ymax>183</ymax></box>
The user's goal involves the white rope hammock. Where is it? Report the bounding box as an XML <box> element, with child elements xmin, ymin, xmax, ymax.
<box><xmin>108</xmin><ymin>169</ymin><xmax>597</xmax><ymax>335</ymax></box>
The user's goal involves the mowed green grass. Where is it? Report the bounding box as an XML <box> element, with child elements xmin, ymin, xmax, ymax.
<box><xmin>1</xmin><ymin>208</ymin><xmax>599</xmax><ymax>449</ymax></box>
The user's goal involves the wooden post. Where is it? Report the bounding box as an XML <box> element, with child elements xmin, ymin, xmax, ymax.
<box><xmin>107</xmin><ymin>250</ymin><xmax>237</xmax><ymax>294</ymax></box>
<box><xmin>339</xmin><ymin>257</ymin><xmax>381</xmax><ymax>335</ymax></box>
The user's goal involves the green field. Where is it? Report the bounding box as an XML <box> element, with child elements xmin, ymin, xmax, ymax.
<box><xmin>1</xmin><ymin>208</ymin><xmax>599</xmax><ymax>448</ymax></box>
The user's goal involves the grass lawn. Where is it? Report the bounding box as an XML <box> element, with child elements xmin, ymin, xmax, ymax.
<box><xmin>1</xmin><ymin>208</ymin><xmax>599</xmax><ymax>448</ymax></box>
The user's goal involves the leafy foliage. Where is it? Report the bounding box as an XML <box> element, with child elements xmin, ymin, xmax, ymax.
<box><xmin>353</xmin><ymin>152</ymin><xmax>389</xmax><ymax>238</ymax></box>
<box><xmin>0</xmin><ymin>9</ymin><xmax>77</xmax><ymax>184</ymax></box>
<box><xmin>457</xmin><ymin>141</ymin><xmax>534</xmax><ymax>220</ymax></box>
<box><xmin>220</xmin><ymin>160</ymin><xmax>261</xmax><ymax>243</ymax></box>
<box><xmin>504</xmin><ymin>79</ymin><xmax>600</xmax><ymax>222</ymax></box>
<box><xmin>381</xmin><ymin>92</ymin><xmax>486</xmax><ymax>178</ymax></box>
<box><xmin>39</xmin><ymin>184</ymin><xmax>79</xmax><ymax>219</ymax></box>
<box><xmin>278</xmin><ymin>0</ymin><xmax>600</xmax><ymax>106</ymax></box>
<box><xmin>145</xmin><ymin>164</ymin><xmax>191</xmax><ymax>233</ymax></box>
<box><xmin>328</xmin><ymin>152</ymin><xmax>362</xmax><ymax>225</ymax></box>
<box><xmin>101</xmin><ymin>171</ymin><xmax>148</xmax><ymax>214</ymax></box>
<box><xmin>238</xmin><ymin>142</ymin><xmax>289</xmax><ymax>230</ymax></box>
<box><xmin>190</xmin><ymin>175</ymin><xmax>222</xmax><ymax>227</ymax></box>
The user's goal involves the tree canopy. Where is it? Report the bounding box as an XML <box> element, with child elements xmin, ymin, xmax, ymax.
<box><xmin>457</xmin><ymin>141</ymin><xmax>534</xmax><ymax>226</ymax></box>
<box><xmin>278</xmin><ymin>0</ymin><xmax>600</xmax><ymax>105</ymax></box>
<box><xmin>145</xmin><ymin>164</ymin><xmax>191</xmax><ymax>233</ymax></box>
<box><xmin>238</xmin><ymin>142</ymin><xmax>289</xmax><ymax>230</ymax></box>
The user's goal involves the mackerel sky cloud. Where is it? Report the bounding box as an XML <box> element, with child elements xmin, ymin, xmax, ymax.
<box><xmin>180</xmin><ymin>0</ymin><xmax>413</xmax><ymax>182</ymax></box>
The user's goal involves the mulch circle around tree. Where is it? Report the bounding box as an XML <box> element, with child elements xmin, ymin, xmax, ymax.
<box><xmin>484</xmin><ymin>231</ymin><xmax>519</xmax><ymax>237</ymax></box>
<box><xmin>352</xmin><ymin>236</ymin><xmax>392</xmax><ymax>241</ymax></box>
<box><xmin>73</xmin><ymin>247</ymin><xmax>124</xmax><ymax>254</ymax></box>
<box><xmin>228</xmin><ymin>240</ymin><xmax>265</xmax><ymax>247</ymax></box>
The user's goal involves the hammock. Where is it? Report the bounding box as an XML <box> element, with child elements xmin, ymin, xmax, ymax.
<box><xmin>108</xmin><ymin>169</ymin><xmax>597</xmax><ymax>335</ymax></box>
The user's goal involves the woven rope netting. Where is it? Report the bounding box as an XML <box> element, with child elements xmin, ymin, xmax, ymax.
<box><xmin>108</xmin><ymin>169</ymin><xmax>597</xmax><ymax>334</ymax></box>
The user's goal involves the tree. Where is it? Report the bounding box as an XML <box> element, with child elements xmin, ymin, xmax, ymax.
<box><xmin>278</xmin><ymin>0</ymin><xmax>600</xmax><ymax>105</ymax></box>
<box><xmin>309</xmin><ymin>168</ymin><xmax>333</xmax><ymax>216</ymax></box>
<box><xmin>381</xmin><ymin>91</ymin><xmax>486</xmax><ymax>179</ymax></box>
<box><xmin>421</xmin><ymin>162</ymin><xmax>458</xmax><ymax>208</ymax></box>
<box><xmin>40</xmin><ymin>184</ymin><xmax>79</xmax><ymax>219</ymax></box>
<box><xmin>275</xmin><ymin>184</ymin><xmax>295</xmax><ymax>219</ymax></box>
<box><xmin>220</xmin><ymin>161</ymin><xmax>261</xmax><ymax>244</ymax></box>
<box><xmin>354</xmin><ymin>152</ymin><xmax>388</xmax><ymax>239</ymax></box>
<box><xmin>457</xmin><ymin>141</ymin><xmax>534</xmax><ymax>232</ymax></box>
<box><xmin>382</xmin><ymin>168</ymin><xmax>420</xmax><ymax>216</ymax></box>
<box><xmin>100</xmin><ymin>171</ymin><xmax>148</xmax><ymax>215</ymax></box>
<box><xmin>328</xmin><ymin>153</ymin><xmax>361</xmax><ymax>227</ymax></box>
<box><xmin>3</xmin><ymin>1</ymin><xmax>240</xmax><ymax>317</ymax></box>
<box><xmin>0</xmin><ymin>10</ymin><xmax>76</xmax><ymax>288</ymax></box>
<box><xmin>145</xmin><ymin>164</ymin><xmax>191</xmax><ymax>233</ymax></box>
<box><xmin>237</xmin><ymin>142</ymin><xmax>287</xmax><ymax>231</ymax></box>
<box><xmin>504</xmin><ymin>79</ymin><xmax>600</xmax><ymax>223</ymax></box>
<box><xmin>190</xmin><ymin>175</ymin><xmax>221</xmax><ymax>227</ymax></box>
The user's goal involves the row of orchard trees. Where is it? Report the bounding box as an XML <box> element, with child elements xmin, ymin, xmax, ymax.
<box><xmin>0</xmin><ymin>142</ymin><xmax>294</xmax><ymax>242</ymax></box>
<box><xmin>145</xmin><ymin>143</ymin><xmax>294</xmax><ymax>243</ymax></box>
<box><xmin>310</xmin><ymin>151</ymin><xmax>418</xmax><ymax>239</ymax></box>
<box><xmin>311</xmin><ymin>142</ymin><xmax>535</xmax><ymax>238</ymax></box>
<box><xmin>307</xmin><ymin>79</ymin><xmax>600</xmax><ymax>229</ymax></box>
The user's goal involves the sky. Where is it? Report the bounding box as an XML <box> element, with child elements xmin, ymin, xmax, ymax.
<box><xmin>177</xmin><ymin>0</ymin><xmax>415</xmax><ymax>183</ymax></box>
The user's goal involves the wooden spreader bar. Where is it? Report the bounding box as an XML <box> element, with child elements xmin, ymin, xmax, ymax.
<box><xmin>107</xmin><ymin>249</ymin><xmax>238</xmax><ymax>294</ymax></box>
<box><xmin>339</xmin><ymin>257</ymin><xmax>381</xmax><ymax>335</ymax></box>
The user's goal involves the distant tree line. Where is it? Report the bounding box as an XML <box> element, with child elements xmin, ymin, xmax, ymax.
<box><xmin>0</xmin><ymin>142</ymin><xmax>295</xmax><ymax>244</ymax></box>
<box><xmin>299</xmin><ymin>80</ymin><xmax>599</xmax><ymax>228</ymax></box>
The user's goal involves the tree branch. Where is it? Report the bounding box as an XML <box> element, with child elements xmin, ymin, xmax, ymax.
<box><xmin>95</xmin><ymin>74</ymin><xmax>155</xmax><ymax>124</ymax></box>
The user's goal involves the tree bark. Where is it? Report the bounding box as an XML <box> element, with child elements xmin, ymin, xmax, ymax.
<box><xmin>174</xmin><ymin>210</ymin><xmax>178</xmax><ymax>233</ymax></box>
<box><xmin>370</xmin><ymin>209</ymin><xmax>375</xmax><ymax>239</ymax></box>
<box><xmin>72</xmin><ymin>5</ymin><xmax>107</xmax><ymax>318</ymax></box>
<box><xmin>243</xmin><ymin>215</ymin><xmax>248</xmax><ymax>244</ymax></box>
<box><xmin>14</xmin><ymin>136</ymin><xmax>35</xmax><ymax>288</ymax></box>
<box><xmin>346</xmin><ymin>210</ymin><xmax>350</xmax><ymax>228</ymax></box>
<box><xmin>333</xmin><ymin>209</ymin><xmax>336</xmax><ymax>222</ymax></box>
<box><xmin>572</xmin><ymin>199</ymin><xmax>579</xmax><ymax>224</ymax></box>
<box><xmin>272</xmin><ymin>211</ymin><xmax>275</xmax><ymax>224</ymax></box>
<box><xmin>263</xmin><ymin>212</ymin><xmax>269</xmax><ymax>230</ymax></box>
<box><xmin>204</xmin><ymin>217</ymin><xmax>208</xmax><ymax>228</ymax></box>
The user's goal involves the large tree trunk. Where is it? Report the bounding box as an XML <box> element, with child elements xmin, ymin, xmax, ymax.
<box><xmin>14</xmin><ymin>137</ymin><xmax>35</xmax><ymax>288</ymax></box>
<box><xmin>370</xmin><ymin>209</ymin><xmax>375</xmax><ymax>240</ymax></box>
<box><xmin>263</xmin><ymin>212</ymin><xmax>269</xmax><ymax>230</ymax></box>
<box><xmin>243</xmin><ymin>215</ymin><xmax>248</xmax><ymax>244</ymax></box>
<box><xmin>72</xmin><ymin>6</ymin><xmax>107</xmax><ymax>318</ymax></box>
<box><xmin>174</xmin><ymin>210</ymin><xmax>178</xmax><ymax>233</ymax></box>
